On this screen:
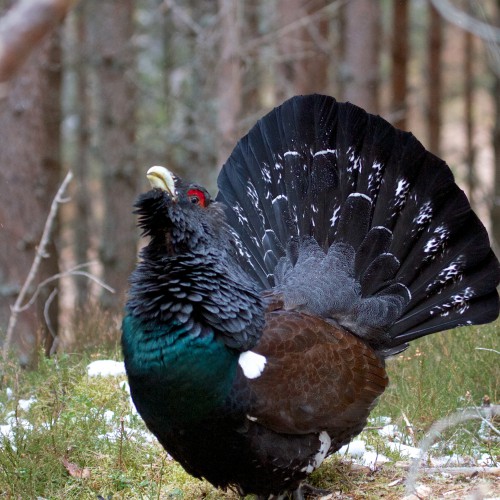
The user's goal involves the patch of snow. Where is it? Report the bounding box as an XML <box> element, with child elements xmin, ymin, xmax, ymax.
<box><xmin>103</xmin><ymin>410</ymin><xmax>115</xmax><ymax>423</ymax></box>
<box><xmin>338</xmin><ymin>439</ymin><xmax>366</xmax><ymax>457</ymax></box>
<box><xmin>360</xmin><ymin>450</ymin><xmax>390</xmax><ymax>470</ymax></box>
<box><xmin>87</xmin><ymin>360</ymin><xmax>126</xmax><ymax>377</ymax></box>
<box><xmin>18</xmin><ymin>396</ymin><xmax>36</xmax><ymax>411</ymax></box>
<box><xmin>370</xmin><ymin>416</ymin><xmax>392</xmax><ymax>426</ymax></box>
<box><xmin>338</xmin><ymin>439</ymin><xmax>390</xmax><ymax>470</ymax></box>
<box><xmin>379</xmin><ymin>424</ymin><xmax>398</xmax><ymax>438</ymax></box>
<box><xmin>386</xmin><ymin>442</ymin><xmax>423</xmax><ymax>460</ymax></box>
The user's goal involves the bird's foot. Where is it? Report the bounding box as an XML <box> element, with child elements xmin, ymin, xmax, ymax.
<box><xmin>294</xmin><ymin>483</ymin><xmax>332</xmax><ymax>499</ymax></box>
<box><xmin>256</xmin><ymin>483</ymin><xmax>332</xmax><ymax>500</ymax></box>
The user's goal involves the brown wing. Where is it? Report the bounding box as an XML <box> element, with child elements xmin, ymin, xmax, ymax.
<box><xmin>245</xmin><ymin>308</ymin><xmax>388</xmax><ymax>446</ymax></box>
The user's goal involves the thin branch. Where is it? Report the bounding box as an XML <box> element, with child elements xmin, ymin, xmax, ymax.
<box><xmin>405</xmin><ymin>409</ymin><xmax>499</xmax><ymax>495</ymax></box>
<box><xmin>401</xmin><ymin>411</ymin><xmax>416</xmax><ymax>447</ymax></box>
<box><xmin>17</xmin><ymin>262</ymin><xmax>115</xmax><ymax>312</ymax></box>
<box><xmin>397</xmin><ymin>464</ymin><xmax>500</xmax><ymax>476</ymax></box>
<box><xmin>430</xmin><ymin>0</ymin><xmax>500</xmax><ymax>42</ymax></box>
<box><xmin>243</xmin><ymin>0</ymin><xmax>346</xmax><ymax>57</ymax></box>
<box><xmin>43</xmin><ymin>288</ymin><xmax>58</xmax><ymax>340</ymax></box>
<box><xmin>475</xmin><ymin>347</ymin><xmax>500</xmax><ymax>355</ymax></box>
<box><xmin>2</xmin><ymin>171</ymin><xmax>73</xmax><ymax>361</ymax></box>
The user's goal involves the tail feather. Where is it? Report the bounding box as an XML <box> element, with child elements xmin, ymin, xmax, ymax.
<box><xmin>335</xmin><ymin>194</ymin><xmax>372</xmax><ymax>250</ymax></box>
<box><xmin>390</xmin><ymin>251</ymin><xmax>500</xmax><ymax>342</ymax></box>
<box><xmin>360</xmin><ymin>253</ymin><xmax>400</xmax><ymax>297</ymax></box>
<box><xmin>217</xmin><ymin>95</ymin><xmax>500</xmax><ymax>352</ymax></box>
<box><xmin>354</xmin><ymin>226</ymin><xmax>392</xmax><ymax>280</ymax></box>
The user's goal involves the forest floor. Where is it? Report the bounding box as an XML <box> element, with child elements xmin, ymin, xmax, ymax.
<box><xmin>0</xmin><ymin>320</ymin><xmax>498</xmax><ymax>499</ymax></box>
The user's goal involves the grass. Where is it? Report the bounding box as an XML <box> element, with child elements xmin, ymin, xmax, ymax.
<box><xmin>0</xmin><ymin>320</ymin><xmax>498</xmax><ymax>499</ymax></box>
<box><xmin>372</xmin><ymin>322</ymin><xmax>500</xmax><ymax>462</ymax></box>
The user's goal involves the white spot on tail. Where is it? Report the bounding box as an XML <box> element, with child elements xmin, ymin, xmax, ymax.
<box><xmin>238</xmin><ymin>351</ymin><xmax>267</xmax><ymax>379</ymax></box>
<box><xmin>414</xmin><ymin>201</ymin><xmax>433</xmax><ymax>226</ymax></box>
<box><xmin>347</xmin><ymin>146</ymin><xmax>362</xmax><ymax>173</ymax></box>
<box><xmin>330</xmin><ymin>205</ymin><xmax>341</xmax><ymax>227</ymax></box>
<box><xmin>395</xmin><ymin>178</ymin><xmax>409</xmax><ymax>197</ymax></box>
<box><xmin>313</xmin><ymin>149</ymin><xmax>337</xmax><ymax>157</ymax></box>
<box><xmin>261</xmin><ymin>163</ymin><xmax>272</xmax><ymax>184</ymax></box>
<box><xmin>303</xmin><ymin>431</ymin><xmax>331</xmax><ymax>473</ymax></box>
<box><xmin>393</xmin><ymin>178</ymin><xmax>410</xmax><ymax>209</ymax></box>
<box><xmin>368</xmin><ymin>161</ymin><xmax>384</xmax><ymax>194</ymax></box>
<box><xmin>272</xmin><ymin>194</ymin><xmax>288</xmax><ymax>205</ymax></box>
<box><xmin>349</xmin><ymin>192</ymin><xmax>372</xmax><ymax>202</ymax></box>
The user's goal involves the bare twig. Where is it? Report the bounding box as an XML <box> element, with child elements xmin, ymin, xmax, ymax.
<box><xmin>475</xmin><ymin>347</ymin><xmax>500</xmax><ymax>355</ymax></box>
<box><xmin>16</xmin><ymin>261</ymin><xmax>115</xmax><ymax>313</ymax></box>
<box><xmin>405</xmin><ymin>409</ymin><xmax>499</xmax><ymax>495</ymax></box>
<box><xmin>243</xmin><ymin>0</ymin><xmax>345</xmax><ymax>56</ymax></box>
<box><xmin>397</xmin><ymin>464</ymin><xmax>500</xmax><ymax>476</ymax></box>
<box><xmin>402</xmin><ymin>411</ymin><xmax>416</xmax><ymax>447</ymax></box>
<box><xmin>43</xmin><ymin>288</ymin><xmax>58</xmax><ymax>340</ymax></box>
<box><xmin>430</xmin><ymin>0</ymin><xmax>500</xmax><ymax>42</ymax></box>
<box><xmin>2</xmin><ymin>171</ymin><xmax>73</xmax><ymax>361</ymax></box>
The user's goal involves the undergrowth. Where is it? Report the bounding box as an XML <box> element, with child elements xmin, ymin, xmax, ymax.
<box><xmin>372</xmin><ymin>322</ymin><xmax>500</xmax><ymax>463</ymax></box>
<box><xmin>0</xmin><ymin>320</ymin><xmax>498</xmax><ymax>499</ymax></box>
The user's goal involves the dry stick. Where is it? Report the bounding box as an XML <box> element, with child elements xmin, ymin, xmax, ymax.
<box><xmin>397</xmin><ymin>464</ymin><xmax>500</xmax><ymax>476</ymax></box>
<box><xmin>430</xmin><ymin>0</ymin><xmax>500</xmax><ymax>43</ymax></box>
<box><xmin>43</xmin><ymin>287</ymin><xmax>58</xmax><ymax>341</ymax></box>
<box><xmin>475</xmin><ymin>347</ymin><xmax>500</xmax><ymax>355</ymax></box>
<box><xmin>402</xmin><ymin>411</ymin><xmax>416</xmax><ymax>447</ymax></box>
<box><xmin>17</xmin><ymin>262</ymin><xmax>115</xmax><ymax>313</ymax></box>
<box><xmin>2</xmin><ymin>170</ymin><xmax>73</xmax><ymax>362</ymax></box>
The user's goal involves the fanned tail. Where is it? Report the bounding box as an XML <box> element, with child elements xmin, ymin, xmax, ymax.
<box><xmin>216</xmin><ymin>95</ymin><xmax>499</xmax><ymax>352</ymax></box>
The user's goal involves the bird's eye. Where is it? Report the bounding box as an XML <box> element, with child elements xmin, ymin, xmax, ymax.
<box><xmin>187</xmin><ymin>188</ymin><xmax>208</xmax><ymax>208</ymax></box>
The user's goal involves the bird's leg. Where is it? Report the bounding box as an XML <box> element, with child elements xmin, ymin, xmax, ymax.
<box><xmin>292</xmin><ymin>483</ymin><xmax>332</xmax><ymax>498</ymax></box>
<box><xmin>255</xmin><ymin>494</ymin><xmax>286</xmax><ymax>500</ymax></box>
<box><xmin>291</xmin><ymin>486</ymin><xmax>305</xmax><ymax>500</ymax></box>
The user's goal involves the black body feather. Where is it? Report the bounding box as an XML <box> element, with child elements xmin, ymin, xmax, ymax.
<box><xmin>123</xmin><ymin>95</ymin><xmax>500</xmax><ymax>499</ymax></box>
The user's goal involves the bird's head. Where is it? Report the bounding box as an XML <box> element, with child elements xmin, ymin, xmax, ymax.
<box><xmin>135</xmin><ymin>166</ymin><xmax>229</xmax><ymax>257</ymax></box>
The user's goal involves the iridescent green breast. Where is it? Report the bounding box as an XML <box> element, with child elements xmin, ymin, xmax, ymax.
<box><xmin>122</xmin><ymin>315</ymin><xmax>239</xmax><ymax>425</ymax></box>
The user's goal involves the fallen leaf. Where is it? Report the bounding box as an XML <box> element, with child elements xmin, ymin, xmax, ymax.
<box><xmin>61</xmin><ymin>457</ymin><xmax>90</xmax><ymax>479</ymax></box>
<box><xmin>387</xmin><ymin>478</ymin><xmax>403</xmax><ymax>487</ymax></box>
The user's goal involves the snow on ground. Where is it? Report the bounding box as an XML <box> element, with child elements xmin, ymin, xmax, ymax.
<box><xmin>86</xmin><ymin>359</ymin><xmax>126</xmax><ymax>377</ymax></box>
<box><xmin>0</xmin><ymin>360</ymin><xmax>497</xmax><ymax>473</ymax></box>
<box><xmin>338</xmin><ymin>414</ymin><xmax>498</xmax><ymax>471</ymax></box>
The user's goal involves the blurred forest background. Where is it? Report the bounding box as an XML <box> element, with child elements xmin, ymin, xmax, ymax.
<box><xmin>0</xmin><ymin>0</ymin><xmax>499</xmax><ymax>365</ymax></box>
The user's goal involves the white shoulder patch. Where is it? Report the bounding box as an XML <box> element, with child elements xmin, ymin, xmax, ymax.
<box><xmin>238</xmin><ymin>351</ymin><xmax>267</xmax><ymax>379</ymax></box>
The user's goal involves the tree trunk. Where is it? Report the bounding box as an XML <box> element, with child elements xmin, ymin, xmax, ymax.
<box><xmin>491</xmin><ymin>0</ymin><xmax>500</xmax><ymax>250</ymax></box>
<box><xmin>216</xmin><ymin>0</ymin><xmax>242</xmax><ymax>167</ymax></box>
<box><xmin>427</xmin><ymin>3</ymin><xmax>443</xmax><ymax>155</ymax></box>
<box><xmin>0</xmin><ymin>28</ymin><xmax>62</xmax><ymax>363</ymax></box>
<box><xmin>464</xmin><ymin>22</ymin><xmax>475</xmax><ymax>207</ymax></box>
<box><xmin>73</xmin><ymin>3</ymin><xmax>91</xmax><ymax>310</ymax></box>
<box><xmin>0</xmin><ymin>0</ymin><xmax>78</xmax><ymax>84</ymax></box>
<box><xmin>276</xmin><ymin>0</ymin><xmax>330</xmax><ymax>100</ymax></box>
<box><xmin>333</xmin><ymin>2</ymin><xmax>346</xmax><ymax>100</ymax></box>
<box><xmin>343</xmin><ymin>0</ymin><xmax>380</xmax><ymax>113</ymax></box>
<box><xmin>391</xmin><ymin>0</ymin><xmax>409</xmax><ymax>130</ymax></box>
<box><xmin>91</xmin><ymin>0</ymin><xmax>137</xmax><ymax>312</ymax></box>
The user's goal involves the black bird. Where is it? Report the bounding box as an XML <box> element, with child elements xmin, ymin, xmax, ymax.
<box><xmin>122</xmin><ymin>95</ymin><xmax>500</xmax><ymax>499</ymax></box>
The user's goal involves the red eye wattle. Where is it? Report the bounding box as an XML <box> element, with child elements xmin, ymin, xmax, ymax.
<box><xmin>187</xmin><ymin>189</ymin><xmax>207</xmax><ymax>208</ymax></box>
